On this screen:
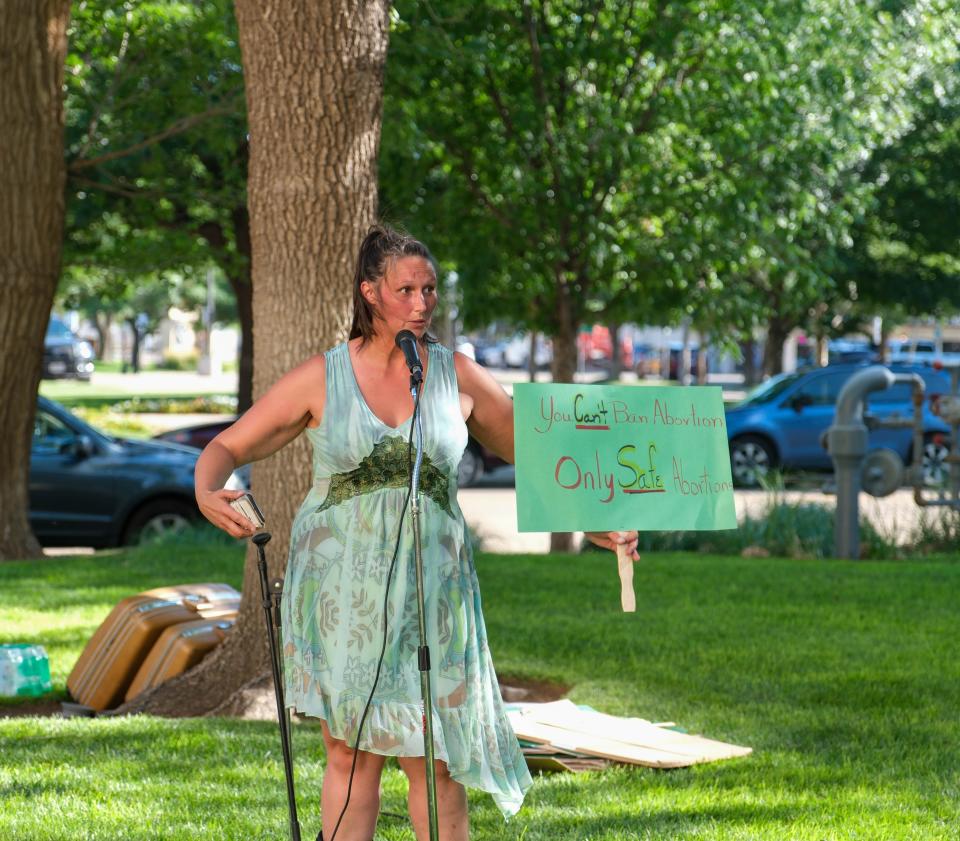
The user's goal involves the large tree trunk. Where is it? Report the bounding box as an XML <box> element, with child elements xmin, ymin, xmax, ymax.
<box><xmin>120</xmin><ymin>0</ymin><xmax>390</xmax><ymax>716</ymax></box>
<box><xmin>608</xmin><ymin>321</ymin><xmax>622</xmax><ymax>381</ymax></box>
<box><xmin>0</xmin><ymin>2</ymin><xmax>71</xmax><ymax>561</ymax></box>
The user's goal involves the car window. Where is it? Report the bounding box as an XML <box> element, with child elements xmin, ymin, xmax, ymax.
<box><xmin>32</xmin><ymin>410</ymin><xmax>76</xmax><ymax>455</ymax></box>
<box><xmin>793</xmin><ymin>371</ymin><xmax>850</xmax><ymax>406</ymax></box>
<box><xmin>45</xmin><ymin>320</ymin><xmax>74</xmax><ymax>341</ymax></box>
<box><xmin>868</xmin><ymin>383</ymin><xmax>914</xmax><ymax>404</ymax></box>
<box><xmin>737</xmin><ymin>372</ymin><xmax>805</xmax><ymax>406</ymax></box>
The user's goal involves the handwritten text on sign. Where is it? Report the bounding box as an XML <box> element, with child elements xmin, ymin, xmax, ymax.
<box><xmin>514</xmin><ymin>383</ymin><xmax>737</xmax><ymax>533</ymax></box>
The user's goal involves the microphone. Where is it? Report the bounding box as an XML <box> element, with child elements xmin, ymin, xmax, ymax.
<box><xmin>395</xmin><ymin>330</ymin><xmax>424</xmax><ymax>384</ymax></box>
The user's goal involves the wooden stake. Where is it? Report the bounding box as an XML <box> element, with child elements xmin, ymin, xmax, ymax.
<box><xmin>616</xmin><ymin>543</ymin><xmax>635</xmax><ymax>612</ymax></box>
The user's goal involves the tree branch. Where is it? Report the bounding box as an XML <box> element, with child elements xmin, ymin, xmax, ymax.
<box><xmin>68</xmin><ymin>94</ymin><xmax>243</xmax><ymax>172</ymax></box>
<box><xmin>74</xmin><ymin>26</ymin><xmax>133</xmax><ymax>163</ymax></box>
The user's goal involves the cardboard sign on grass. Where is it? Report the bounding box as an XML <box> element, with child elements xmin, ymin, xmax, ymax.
<box><xmin>514</xmin><ymin>383</ymin><xmax>737</xmax><ymax>533</ymax></box>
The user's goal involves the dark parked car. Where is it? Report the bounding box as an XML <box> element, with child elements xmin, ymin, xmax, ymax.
<box><xmin>726</xmin><ymin>364</ymin><xmax>951</xmax><ymax>487</ymax></box>
<box><xmin>43</xmin><ymin>317</ymin><xmax>95</xmax><ymax>380</ymax></box>
<box><xmin>30</xmin><ymin>397</ymin><xmax>246</xmax><ymax>547</ymax></box>
<box><xmin>154</xmin><ymin>418</ymin><xmax>506</xmax><ymax>488</ymax></box>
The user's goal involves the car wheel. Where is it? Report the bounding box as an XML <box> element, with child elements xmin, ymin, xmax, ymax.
<box><xmin>729</xmin><ymin>435</ymin><xmax>775</xmax><ymax>488</ymax></box>
<box><xmin>123</xmin><ymin>499</ymin><xmax>196</xmax><ymax>545</ymax></box>
<box><xmin>457</xmin><ymin>445</ymin><xmax>484</xmax><ymax>488</ymax></box>
<box><xmin>921</xmin><ymin>436</ymin><xmax>950</xmax><ymax>487</ymax></box>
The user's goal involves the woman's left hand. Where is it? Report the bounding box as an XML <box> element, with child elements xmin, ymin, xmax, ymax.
<box><xmin>584</xmin><ymin>530</ymin><xmax>640</xmax><ymax>561</ymax></box>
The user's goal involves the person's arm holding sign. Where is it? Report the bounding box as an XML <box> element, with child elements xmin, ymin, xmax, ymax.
<box><xmin>453</xmin><ymin>353</ymin><xmax>641</xmax><ymax>564</ymax></box>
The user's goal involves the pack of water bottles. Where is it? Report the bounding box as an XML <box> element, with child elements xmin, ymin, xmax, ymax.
<box><xmin>0</xmin><ymin>644</ymin><xmax>53</xmax><ymax>697</ymax></box>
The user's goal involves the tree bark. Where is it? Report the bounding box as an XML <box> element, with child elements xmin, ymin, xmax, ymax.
<box><xmin>93</xmin><ymin>312</ymin><xmax>111</xmax><ymax>361</ymax></box>
<box><xmin>608</xmin><ymin>322</ymin><xmax>622</xmax><ymax>380</ymax></box>
<box><xmin>125</xmin><ymin>318</ymin><xmax>142</xmax><ymax>373</ymax></box>
<box><xmin>696</xmin><ymin>332</ymin><xmax>709</xmax><ymax>384</ymax></box>
<box><xmin>763</xmin><ymin>316</ymin><xmax>791</xmax><ymax>377</ymax></box>
<box><xmin>550</xmin><ymin>273</ymin><xmax>578</xmax><ymax>553</ymax></box>
<box><xmin>527</xmin><ymin>330</ymin><xmax>537</xmax><ymax>382</ymax></box>
<box><xmin>120</xmin><ymin>0</ymin><xmax>390</xmax><ymax>716</ymax></box>
<box><xmin>740</xmin><ymin>338</ymin><xmax>757</xmax><ymax>386</ymax></box>
<box><xmin>0</xmin><ymin>1</ymin><xmax>71</xmax><ymax>561</ymax></box>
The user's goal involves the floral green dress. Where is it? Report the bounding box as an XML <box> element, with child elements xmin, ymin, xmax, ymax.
<box><xmin>281</xmin><ymin>341</ymin><xmax>532</xmax><ymax>818</ymax></box>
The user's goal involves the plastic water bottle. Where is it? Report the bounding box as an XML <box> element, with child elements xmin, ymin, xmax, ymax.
<box><xmin>0</xmin><ymin>644</ymin><xmax>53</xmax><ymax>697</ymax></box>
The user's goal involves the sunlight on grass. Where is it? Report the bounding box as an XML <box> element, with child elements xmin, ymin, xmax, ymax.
<box><xmin>2</xmin><ymin>546</ymin><xmax>958</xmax><ymax>839</ymax></box>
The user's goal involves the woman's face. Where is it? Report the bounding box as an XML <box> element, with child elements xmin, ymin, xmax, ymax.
<box><xmin>362</xmin><ymin>256</ymin><xmax>438</xmax><ymax>340</ymax></box>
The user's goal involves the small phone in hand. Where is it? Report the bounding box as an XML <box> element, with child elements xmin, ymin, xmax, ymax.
<box><xmin>229</xmin><ymin>492</ymin><xmax>265</xmax><ymax>529</ymax></box>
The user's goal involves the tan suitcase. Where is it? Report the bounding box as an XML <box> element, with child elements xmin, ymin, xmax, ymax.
<box><xmin>67</xmin><ymin>596</ymin><xmax>205</xmax><ymax>711</ymax></box>
<box><xmin>142</xmin><ymin>583</ymin><xmax>241</xmax><ymax>619</ymax></box>
<box><xmin>125</xmin><ymin>616</ymin><xmax>236</xmax><ymax>701</ymax></box>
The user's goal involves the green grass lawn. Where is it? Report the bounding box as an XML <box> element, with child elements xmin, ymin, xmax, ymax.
<box><xmin>1</xmin><ymin>543</ymin><xmax>958</xmax><ymax>840</ymax></box>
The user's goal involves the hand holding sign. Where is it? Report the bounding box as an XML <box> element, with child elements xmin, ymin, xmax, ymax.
<box><xmin>584</xmin><ymin>530</ymin><xmax>640</xmax><ymax>612</ymax></box>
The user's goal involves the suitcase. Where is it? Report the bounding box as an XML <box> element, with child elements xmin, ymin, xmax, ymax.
<box><xmin>125</xmin><ymin>616</ymin><xmax>236</xmax><ymax>701</ymax></box>
<box><xmin>67</xmin><ymin>595</ymin><xmax>206</xmax><ymax>711</ymax></box>
<box><xmin>142</xmin><ymin>583</ymin><xmax>241</xmax><ymax>619</ymax></box>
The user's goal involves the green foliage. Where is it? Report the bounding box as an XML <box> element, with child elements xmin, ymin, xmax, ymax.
<box><xmin>155</xmin><ymin>352</ymin><xmax>200</xmax><ymax>372</ymax></box>
<box><xmin>842</xmin><ymin>93</ymin><xmax>960</xmax><ymax>318</ymax></box>
<box><xmin>62</xmin><ymin>0</ymin><xmax>247</xmax><ymax>320</ymax></box>
<box><xmin>108</xmin><ymin>395</ymin><xmax>237</xmax><ymax>414</ymax></box>
<box><xmin>633</xmin><ymin>499</ymin><xmax>893</xmax><ymax>559</ymax></box>
<box><xmin>381</xmin><ymin>1</ymin><xmax>959</xmax><ymax>368</ymax></box>
<box><xmin>2</xmin><ymin>546</ymin><xmax>959</xmax><ymax>838</ymax></box>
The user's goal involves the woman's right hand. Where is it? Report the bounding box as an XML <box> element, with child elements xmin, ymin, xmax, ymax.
<box><xmin>197</xmin><ymin>488</ymin><xmax>257</xmax><ymax>538</ymax></box>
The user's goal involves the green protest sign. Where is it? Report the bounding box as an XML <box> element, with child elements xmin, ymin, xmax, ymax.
<box><xmin>514</xmin><ymin>383</ymin><xmax>737</xmax><ymax>533</ymax></box>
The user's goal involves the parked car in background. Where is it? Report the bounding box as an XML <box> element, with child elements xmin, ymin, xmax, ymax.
<box><xmin>30</xmin><ymin>397</ymin><xmax>246</xmax><ymax>547</ymax></box>
<box><xmin>473</xmin><ymin>339</ymin><xmax>506</xmax><ymax>368</ymax></box>
<box><xmin>154</xmin><ymin>418</ymin><xmax>505</xmax><ymax>488</ymax></box>
<box><xmin>43</xmin><ymin>317</ymin><xmax>95</xmax><ymax>380</ymax></box>
<box><xmin>725</xmin><ymin>363</ymin><xmax>951</xmax><ymax>487</ymax></box>
<box><xmin>503</xmin><ymin>333</ymin><xmax>552</xmax><ymax>369</ymax></box>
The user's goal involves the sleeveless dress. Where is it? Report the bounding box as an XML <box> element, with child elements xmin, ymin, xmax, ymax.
<box><xmin>280</xmin><ymin>341</ymin><xmax>532</xmax><ymax>818</ymax></box>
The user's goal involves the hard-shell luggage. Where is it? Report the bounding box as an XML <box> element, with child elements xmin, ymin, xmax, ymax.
<box><xmin>67</xmin><ymin>595</ymin><xmax>206</xmax><ymax>711</ymax></box>
<box><xmin>142</xmin><ymin>582</ymin><xmax>241</xmax><ymax>619</ymax></box>
<box><xmin>125</xmin><ymin>616</ymin><xmax>236</xmax><ymax>701</ymax></box>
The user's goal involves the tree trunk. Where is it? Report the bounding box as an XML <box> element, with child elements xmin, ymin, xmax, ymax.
<box><xmin>608</xmin><ymin>321</ymin><xmax>622</xmax><ymax>380</ymax></box>
<box><xmin>0</xmin><ymin>1</ymin><xmax>71</xmax><ymax>561</ymax></box>
<box><xmin>120</xmin><ymin>0</ymin><xmax>390</xmax><ymax>716</ymax></box>
<box><xmin>763</xmin><ymin>317</ymin><xmax>791</xmax><ymax>377</ymax></box>
<box><xmin>527</xmin><ymin>330</ymin><xmax>537</xmax><ymax>382</ymax></box>
<box><xmin>815</xmin><ymin>332</ymin><xmax>829</xmax><ymax>367</ymax></box>
<box><xmin>126</xmin><ymin>318</ymin><xmax>142</xmax><ymax>374</ymax></box>
<box><xmin>550</xmin><ymin>274</ymin><xmax>578</xmax><ymax>553</ymax></box>
<box><xmin>550</xmin><ymin>277</ymin><xmax>578</xmax><ymax>384</ymax></box>
<box><xmin>696</xmin><ymin>332</ymin><xmax>709</xmax><ymax>384</ymax></box>
<box><xmin>741</xmin><ymin>338</ymin><xmax>757</xmax><ymax>386</ymax></box>
<box><xmin>93</xmin><ymin>312</ymin><xmax>111</xmax><ymax>361</ymax></box>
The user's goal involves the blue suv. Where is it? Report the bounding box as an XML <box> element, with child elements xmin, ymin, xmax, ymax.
<box><xmin>726</xmin><ymin>364</ymin><xmax>951</xmax><ymax>487</ymax></box>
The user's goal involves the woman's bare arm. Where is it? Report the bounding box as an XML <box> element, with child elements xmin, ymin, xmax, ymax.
<box><xmin>195</xmin><ymin>355</ymin><xmax>325</xmax><ymax>537</ymax></box>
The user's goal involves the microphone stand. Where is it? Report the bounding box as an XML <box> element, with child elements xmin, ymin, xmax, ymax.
<box><xmin>408</xmin><ymin>370</ymin><xmax>440</xmax><ymax>841</ymax></box>
<box><xmin>254</xmin><ymin>532</ymin><xmax>302</xmax><ymax>841</ymax></box>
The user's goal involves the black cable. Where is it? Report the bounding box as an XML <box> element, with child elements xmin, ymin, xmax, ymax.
<box><xmin>328</xmin><ymin>379</ymin><xmax>423</xmax><ymax>841</ymax></box>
